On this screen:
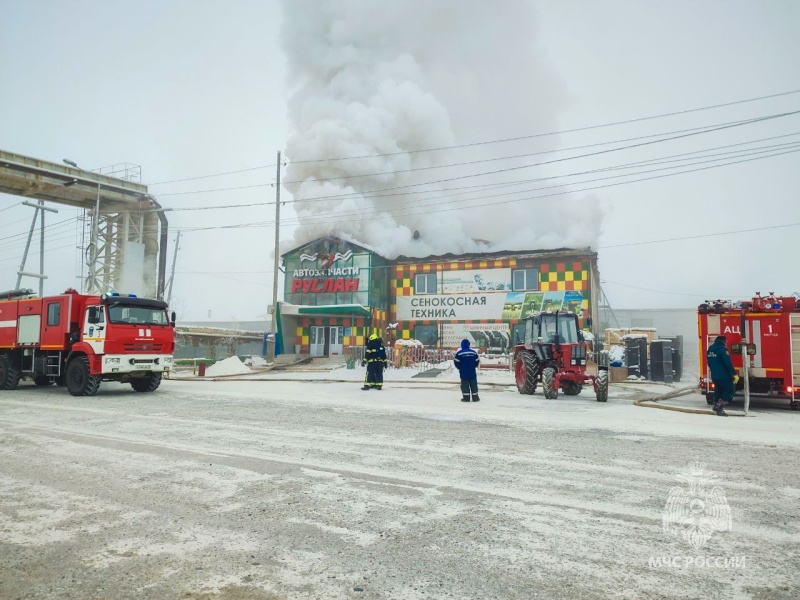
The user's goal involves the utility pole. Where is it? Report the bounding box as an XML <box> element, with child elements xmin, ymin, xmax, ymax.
<box><xmin>267</xmin><ymin>151</ymin><xmax>281</xmax><ymax>361</ymax></box>
<box><xmin>166</xmin><ymin>231</ymin><xmax>181</xmax><ymax>305</ymax></box>
<box><xmin>16</xmin><ymin>200</ymin><xmax>58</xmax><ymax>296</ymax></box>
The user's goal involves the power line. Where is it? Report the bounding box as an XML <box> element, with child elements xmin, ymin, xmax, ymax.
<box><xmin>599</xmin><ymin>221</ymin><xmax>800</xmax><ymax>249</ymax></box>
<box><xmin>145</xmin><ymin>90</ymin><xmax>800</xmax><ymax>193</ymax></box>
<box><xmin>0</xmin><ymin>202</ymin><xmax>21</xmax><ymax>214</ymax></box>
<box><xmin>152</xmin><ymin>109</ymin><xmax>800</xmax><ymax>200</ymax></box>
<box><xmin>600</xmin><ymin>280</ymin><xmax>728</xmax><ymax>298</ymax></box>
<box><xmin>148</xmin><ymin>163</ymin><xmax>279</xmax><ymax>186</ymax></box>
<box><xmin>171</xmin><ymin>146</ymin><xmax>800</xmax><ymax>233</ymax></box>
<box><xmin>279</xmin><ymin>111</ymin><xmax>800</xmax><ymax>186</ymax></box>
<box><xmin>284</xmin><ymin>110</ymin><xmax>800</xmax><ymax>191</ymax></box>
<box><xmin>287</xmin><ymin>88</ymin><xmax>800</xmax><ymax>163</ymax></box>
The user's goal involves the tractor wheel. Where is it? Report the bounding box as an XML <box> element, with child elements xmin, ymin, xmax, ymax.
<box><xmin>562</xmin><ymin>381</ymin><xmax>582</xmax><ymax>396</ymax></box>
<box><xmin>705</xmin><ymin>393</ymin><xmax>715</xmax><ymax>406</ymax></box>
<box><xmin>0</xmin><ymin>355</ymin><xmax>21</xmax><ymax>391</ymax></box>
<box><xmin>515</xmin><ymin>352</ymin><xmax>539</xmax><ymax>395</ymax></box>
<box><xmin>595</xmin><ymin>370</ymin><xmax>609</xmax><ymax>402</ymax></box>
<box><xmin>542</xmin><ymin>367</ymin><xmax>558</xmax><ymax>399</ymax></box>
<box><xmin>33</xmin><ymin>375</ymin><xmax>52</xmax><ymax>386</ymax></box>
<box><xmin>66</xmin><ymin>356</ymin><xmax>101</xmax><ymax>397</ymax></box>
<box><xmin>131</xmin><ymin>373</ymin><xmax>162</xmax><ymax>393</ymax></box>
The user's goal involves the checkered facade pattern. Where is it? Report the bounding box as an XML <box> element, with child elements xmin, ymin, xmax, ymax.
<box><xmin>390</xmin><ymin>258</ymin><xmax>593</xmax><ymax>341</ymax></box>
<box><xmin>293</xmin><ymin>308</ymin><xmax>389</xmax><ymax>352</ymax></box>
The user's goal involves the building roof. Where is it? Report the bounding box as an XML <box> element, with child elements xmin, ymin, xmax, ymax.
<box><xmin>394</xmin><ymin>247</ymin><xmax>596</xmax><ymax>264</ymax></box>
<box><xmin>283</xmin><ymin>236</ymin><xmax>595</xmax><ymax>264</ymax></box>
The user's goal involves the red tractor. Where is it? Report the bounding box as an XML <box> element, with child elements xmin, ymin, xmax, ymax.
<box><xmin>513</xmin><ymin>311</ymin><xmax>609</xmax><ymax>402</ymax></box>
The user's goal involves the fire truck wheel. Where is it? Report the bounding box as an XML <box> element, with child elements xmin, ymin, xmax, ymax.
<box><xmin>0</xmin><ymin>355</ymin><xmax>22</xmax><ymax>391</ymax></box>
<box><xmin>542</xmin><ymin>367</ymin><xmax>558</xmax><ymax>399</ymax></box>
<box><xmin>65</xmin><ymin>356</ymin><xmax>101</xmax><ymax>397</ymax></box>
<box><xmin>33</xmin><ymin>376</ymin><xmax>52</xmax><ymax>386</ymax></box>
<box><xmin>562</xmin><ymin>381</ymin><xmax>582</xmax><ymax>396</ymax></box>
<box><xmin>595</xmin><ymin>370</ymin><xmax>609</xmax><ymax>402</ymax></box>
<box><xmin>130</xmin><ymin>373</ymin><xmax>162</xmax><ymax>393</ymax></box>
<box><xmin>791</xmin><ymin>402</ymin><xmax>799</xmax><ymax>411</ymax></box>
<box><xmin>515</xmin><ymin>352</ymin><xmax>539</xmax><ymax>395</ymax></box>
<box><xmin>705</xmin><ymin>393</ymin><xmax>715</xmax><ymax>405</ymax></box>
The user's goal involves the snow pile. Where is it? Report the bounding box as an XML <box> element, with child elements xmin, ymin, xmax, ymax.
<box><xmin>395</xmin><ymin>339</ymin><xmax>423</xmax><ymax>347</ymax></box>
<box><xmin>608</xmin><ymin>345</ymin><xmax>625</xmax><ymax>366</ymax></box>
<box><xmin>205</xmin><ymin>356</ymin><xmax>252</xmax><ymax>377</ymax></box>
<box><xmin>243</xmin><ymin>356</ymin><xmax>268</xmax><ymax>367</ymax></box>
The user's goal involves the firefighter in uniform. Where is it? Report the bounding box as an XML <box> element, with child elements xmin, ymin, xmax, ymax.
<box><xmin>362</xmin><ymin>333</ymin><xmax>388</xmax><ymax>390</ymax></box>
<box><xmin>707</xmin><ymin>335</ymin><xmax>738</xmax><ymax>416</ymax></box>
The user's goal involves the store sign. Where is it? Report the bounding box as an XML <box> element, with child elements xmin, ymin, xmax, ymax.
<box><xmin>396</xmin><ymin>294</ymin><xmax>508</xmax><ymax>320</ymax></box>
<box><xmin>292</xmin><ymin>266</ymin><xmax>360</xmax><ymax>277</ymax></box>
<box><xmin>299</xmin><ymin>250</ymin><xmax>354</xmax><ymax>270</ymax></box>
<box><xmin>290</xmin><ymin>278</ymin><xmax>360</xmax><ymax>293</ymax></box>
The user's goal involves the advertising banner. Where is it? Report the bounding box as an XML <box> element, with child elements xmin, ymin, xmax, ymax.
<box><xmin>441</xmin><ymin>323</ymin><xmax>511</xmax><ymax>351</ymax></box>
<box><xmin>441</xmin><ymin>269</ymin><xmax>511</xmax><ymax>294</ymax></box>
<box><xmin>397</xmin><ymin>290</ymin><xmax>583</xmax><ymax>321</ymax></box>
<box><xmin>396</xmin><ymin>293</ymin><xmax>508</xmax><ymax>321</ymax></box>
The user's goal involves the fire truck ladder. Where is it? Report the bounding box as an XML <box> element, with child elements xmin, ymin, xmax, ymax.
<box><xmin>45</xmin><ymin>353</ymin><xmax>62</xmax><ymax>378</ymax></box>
<box><xmin>22</xmin><ymin>350</ymin><xmax>62</xmax><ymax>379</ymax></box>
<box><xmin>791</xmin><ymin>313</ymin><xmax>800</xmax><ymax>403</ymax></box>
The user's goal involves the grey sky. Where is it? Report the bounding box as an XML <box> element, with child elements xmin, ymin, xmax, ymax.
<box><xmin>1</xmin><ymin>0</ymin><xmax>798</xmax><ymax>321</ymax></box>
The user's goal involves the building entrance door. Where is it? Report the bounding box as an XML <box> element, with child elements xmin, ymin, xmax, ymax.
<box><xmin>310</xmin><ymin>326</ymin><xmax>325</xmax><ymax>357</ymax></box>
<box><xmin>329</xmin><ymin>326</ymin><xmax>344</xmax><ymax>356</ymax></box>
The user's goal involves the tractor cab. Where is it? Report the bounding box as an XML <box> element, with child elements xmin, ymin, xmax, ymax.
<box><xmin>513</xmin><ymin>311</ymin><xmax>608</xmax><ymax>402</ymax></box>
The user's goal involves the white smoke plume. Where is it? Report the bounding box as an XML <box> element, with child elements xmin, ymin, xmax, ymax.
<box><xmin>280</xmin><ymin>0</ymin><xmax>604</xmax><ymax>258</ymax></box>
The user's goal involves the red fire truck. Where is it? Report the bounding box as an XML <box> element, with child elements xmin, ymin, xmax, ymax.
<box><xmin>0</xmin><ymin>288</ymin><xmax>175</xmax><ymax>396</ymax></box>
<box><xmin>698</xmin><ymin>292</ymin><xmax>800</xmax><ymax>410</ymax></box>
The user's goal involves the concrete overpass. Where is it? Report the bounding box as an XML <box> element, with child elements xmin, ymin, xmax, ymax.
<box><xmin>0</xmin><ymin>149</ymin><xmax>168</xmax><ymax>299</ymax></box>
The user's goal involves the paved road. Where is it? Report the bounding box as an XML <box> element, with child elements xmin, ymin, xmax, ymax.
<box><xmin>1</xmin><ymin>379</ymin><xmax>798</xmax><ymax>599</ymax></box>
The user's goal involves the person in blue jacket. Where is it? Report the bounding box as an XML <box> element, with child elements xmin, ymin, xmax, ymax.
<box><xmin>454</xmin><ymin>339</ymin><xmax>480</xmax><ymax>402</ymax></box>
<box><xmin>707</xmin><ymin>335</ymin><xmax>738</xmax><ymax>416</ymax></box>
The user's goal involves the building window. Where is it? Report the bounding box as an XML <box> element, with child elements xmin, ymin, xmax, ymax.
<box><xmin>47</xmin><ymin>302</ymin><xmax>60</xmax><ymax>326</ymax></box>
<box><xmin>512</xmin><ymin>268</ymin><xmax>539</xmax><ymax>291</ymax></box>
<box><xmin>414</xmin><ymin>273</ymin><xmax>437</xmax><ymax>295</ymax></box>
<box><xmin>414</xmin><ymin>325</ymin><xmax>438</xmax><ymax>346</ymax></box>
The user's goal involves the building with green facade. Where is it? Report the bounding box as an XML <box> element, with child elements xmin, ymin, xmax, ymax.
<box><xmin>276</xmin><ymin>236</ymin><xmax>599</xmax><ymax>358</ymax></box>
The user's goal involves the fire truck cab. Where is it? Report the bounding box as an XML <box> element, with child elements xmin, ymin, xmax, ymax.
<box><xmin>0</xmin><ymin>288</ymin><xmax>175</xmax><ymax>396</ymax></box>
<box><xmin>698</xmin><ymin>292</ymin><xmax>800</xmax><ymax>410</ymax></box>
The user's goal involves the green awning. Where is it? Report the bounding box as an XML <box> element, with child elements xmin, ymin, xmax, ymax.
<box><xmin>297</xmin><ymin>304</ymin><xmax>371</xmax><ymax>317</ymax></box>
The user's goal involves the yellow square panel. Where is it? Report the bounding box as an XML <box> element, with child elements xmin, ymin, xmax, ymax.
<box><xmin>565</xmin><ymin>272</ymin><xmax>574</xmax><ymax>282</ymax></box>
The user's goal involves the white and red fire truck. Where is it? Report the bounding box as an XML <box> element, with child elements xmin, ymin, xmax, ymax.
<box><xmin>698</xmin><ymin>292</ymin><xmax>800</xmax><ymax>410</ymax></box>
<box><xmin>0</xmin><ymin>288</ymin><xmax>175</xmax><ymax>396</ymax></box>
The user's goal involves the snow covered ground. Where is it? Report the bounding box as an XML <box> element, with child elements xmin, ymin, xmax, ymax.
<box><xmin>1</xmin><ymin>369</ymin><xmax>799</xmax><ymax>599</ymax></box>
